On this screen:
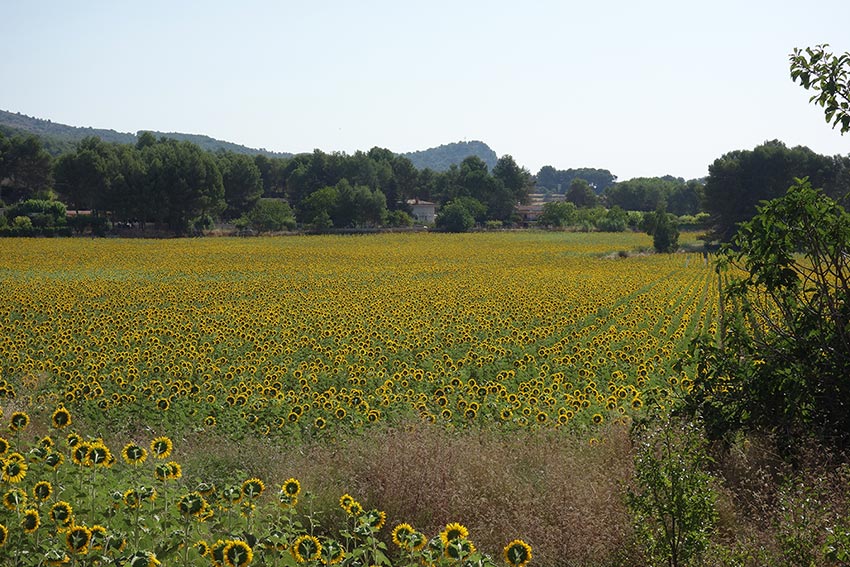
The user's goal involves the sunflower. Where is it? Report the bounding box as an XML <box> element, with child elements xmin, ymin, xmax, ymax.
<box><xmin>223</xmin><ymin>540</ymin><xmax>254</xmax><ymax>567</ymax></box>
<box><xmin>3</xmin><ymin>487</ymin><xmax>27</xmax><ymax>511</ymax></box>
<box><xmin>282</xmin><ymin>478</ymin><xmax>301</xmax><ymax>497</ymax></box>
<box><xmin>89</xmin><ymin>525</ymin><xmax>107</xmax><ymax>550</ymax></box>
<box><xmin>321</xmin><ymin>538</ymin><xmax>345</xmax><ymax>565</ymax></box>
<box><xmin>88</xmin><ymin>442</ymin><xmax>112</xmax><ymax>467</ymax></box>
<box><xmin>195</xmin><ymin>540</ymin><xmax>210</xmax><ymax>557</ymax></box>
<box><xmin>66</xmin><ymin>433</ymin><xmax>81</xmax><ymax>447</ymax></box>
<box><xmin>72</xmin><ymin>442</ymin><xmax>92</xmax><ymax>467</ymax></box>
<box><xmin>0</xmin><ymin>523</ymin><xmax>7</xmax><ymax>547</ymax></box>
<box><xmin>392</xmin><ymin>523</ymin><xmax>415</xmax><ymax>549</ymax></box>
<box><xmin>211</xmin><ymin>539</ymin><xmax>228</xmax><ymax>566</ymax></box>
<box><xmin>150</xmin><ymin>436</ymin><xmax>173</xmax><ymax>459</ymax></box>
<box><xmin>45</xmin><ymin>451</ymin><xmax>64</xmax><ymax>469</ymax></box>
<box><xmin>0</xmin><ymin>436</ymin><xmax>8</xmax><ymax>455</ymax></box>
<box><xmin>22</xmin><ymin>508</ymin><xmax>40</xmax><ymax>534</ymax></box>
<box><xmin>440</xmin><ymin>522</ymin><xmax>469</xmax><ymax>546</ymax></box>
<box><xmin>314</xmin><ymin>417</ymin><xmax>326</xmax><ymax>430</ymax></box>
<box><xmin>156</xmin><ymin>398</ymin><xmax>170</xmax><ymax>411</ymax></box>
<box><xmin>241</xmin><ymin>478</ymin><xmax>265</xmax><ymax>499</ymax></box>
<box><xmin>40</xmin><ymin>435</ymin><xmax>54</xmax><ymax>449</ymax></box>
<box><xmin>50</xmin><ymin>501</ymin><xmax>73</xmax><ymax>529</ymax></box>
<box><xmin>122</xmin><ymin>443</ymin><xmax>147</xmax><ymax>465</ymax></box>
<box><xmin>66</xmin><ymin>524</ymin><xmax>92</xmax><ymax>555</ymax></box>
<box><xmin>292</xmin><ymin>534</ymin><xmax>322</xmax><ymax>563</ymax></box>
<box><xmin>359</xmin><ymin>509</ymin><xmax>386</xmax><ymax>531</ymax></box>
<box><xmin>592</xmin><ymin>413</ymin><xmax>604</xmax><ymax>425</ymax></box>
<box><xmin>408</xmin><ymin>531</ymin><xmax>428</xmax><ymax>552</ymax></box>
<box><xmin>504</xmin><ymin>539</ymin><xmax>533</xmax><ymax>567</ymax></box>
<box><xmin>178</xmin><ymin>492</ymin><xmax>207</xmax><ymax>518</ymax></box>
<box><xmin>338</xmin><ymin>493</ymin><xmax>354</xmax><ymax>513</ymax></box>
<box><xmin>168</xmin><ymin>461</ymin><xmax>182</xmax><ymax>479</ymax></box>
<box><xmin>34</xmin><ymin>480</ymin><xmax>53</xmax><ymax>501</ymax></box>
<box><xmin>444</xmin><ymin>538</ymin><xmax>475</xmax><ymax>561</ymax></box>
<box><xmin>348</xmin><ymin>500</ymin><xmax>363</xmax><ymax>517</ymax></box>
<box><xmin>2</xmin><ymin>455</ymin><xmax>28</xmax><ymax>483</ymax></box>
<box><xmin>52</xmin><ymin>407</ymin><xmax>72</xmax><ymax>429</ymax></box>
<box><xmin>204</xmin><ymin>415</ymin><xmax>217</xmax><ymax>427</ymax></box>
<box><xmin>123</xmin><ymin>488</ymin><xmax>141</xmax><ymax>509</ymax></box>
<box><xmin>154</xmin><ymin>463</ymin><xmax>171</xmax><ymax>482</ymax></box>
<box><xmin>9</xmin><ymin>411</ymin><xmax>29</xmax><ymax>432</ymax></box>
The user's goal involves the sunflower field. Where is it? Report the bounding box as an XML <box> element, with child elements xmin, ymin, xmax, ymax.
<box><xmin>0</xmin><ymin>232</ymin><xmax>717</xmax><ymax>566</ymax></box>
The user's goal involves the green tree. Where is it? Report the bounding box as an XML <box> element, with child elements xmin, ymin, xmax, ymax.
<box><xmin>238</xmin><ymin>198</ymin><xmax>296</xmax><ymax>233</ymax></box>
<box><xmin>628</xmin><ymin>417</ymin><xmax>717</xmax><ymax>567</ymax></box>
<box><xmin>790</xmin><ymin>44</ymin><xmax>850</xmax><ymax>133</ymax></box>
<box><xmin>54</xmin><ymin>136</ymin><xmax>114</xmax><ymax>212</ymax></box>
<box><xmin>140</xmin><ymin>139</ymin><xmax>225</xmax><ymax>234</ymax></box>
<box><xmin>537</xmin><ymin>201</ymin><xmax>577</xmax><ymax>227</ymax></box>
<box><xmin>565</xmin><ymin>178</ymin><xmax>598</xmax><ymax>208</ymax></box>
<box><xmin>703</xmin><ymin>140</ymin><xmax>849</xmax><ymax>241</ymax></box>
<box><xmin>0</xmin><ymin>132</ymin><xmax>53</xmax><ymax>204</ymax></box>
<box><xmin>435</xmin><ymin>200</ymin><xmax>475</xmax><ymax>232</ymax></box>
<box><xmin>217</xmin><ymin>152</ymin><xmax>263</xmax><ymax>220</ymax></box>
<box><xmin>643</xmin><ymin>206</ymin><xmax>679</xmax><ymax>253</ymax></box>
<box><xmin>684</xmin><ymin>179</ymin><xmax>850</xmax><ymax>449</ymax></box>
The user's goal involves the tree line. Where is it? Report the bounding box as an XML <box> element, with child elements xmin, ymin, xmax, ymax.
<box><xmin>2</xmin><ymin>126</ymin><xmax>848</xmax><ymax>240</ymax></box>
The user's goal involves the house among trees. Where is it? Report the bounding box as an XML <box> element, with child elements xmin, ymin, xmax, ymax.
<box><xmin>406</xmin><ymin>198</ymin><xmax>436</xmax><ymax>224</ymax></box>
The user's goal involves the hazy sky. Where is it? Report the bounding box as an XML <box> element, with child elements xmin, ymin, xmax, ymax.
<box><xmin>3</xmin><ymin>0</ymin><xmax>849</xmax><ymax>180</ymax></box>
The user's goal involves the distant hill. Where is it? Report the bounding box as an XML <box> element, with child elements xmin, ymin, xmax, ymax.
<box><xmin>402</xmin><ymin>140</ymin><xmax>498</xmax><ymax>172</ymax></box>
<box><xmin>1</xmin><ymin>109</ymin><xmax>498</xmax><ymax>170</ymax></box>
<box><xmin>0</xmin><ymin>110</ymin><xmax>292</xmax><ymax>159</ymax></box>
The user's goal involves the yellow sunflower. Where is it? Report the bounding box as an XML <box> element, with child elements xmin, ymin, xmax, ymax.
<box><xmin>66</xmin><ymin>524</ymin><xmax>92</xmax><ymax>555</ymax></box>
<box><xmin>51</xmin><ymin>407</ymin><xmax>72</xmax><ymax>429</ymax></box>
<box><xmin>223</xmin><ymin>540</ymin><xmax>254</xmax><ymax>567</ymax></box>
<box><xmin>440</xmin><ymin>522</ymin><xmax>469</xmax><ymax>546</ymax></box>
<box><xmin>292</xmin><ymin>535</ymin><xmax>322</xmax><ymax>563</ymax></box>
<box><xmin>504</xmin><ymin>539</ymin><xmax>533</xmax><ymax>567</ymax></box>
<box><xmin>150</xmin><ymin>436</ymin><xmax>173</xmax><ymax>459</ymax></box>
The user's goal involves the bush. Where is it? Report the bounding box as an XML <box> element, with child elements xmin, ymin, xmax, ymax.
<box><xmin>241</xmin><ymin>199</ymin><xmax>297</xmax><ymax>233</ymax></box>
<box><xmin>684</xmin><ymin>178</ymin><xmax>850</xmax><ymax>450</ymax></box>
<box><xmin>436</xmin><ymin>201</ymin><xmax>475</xmax><ymax>233</ymax></box>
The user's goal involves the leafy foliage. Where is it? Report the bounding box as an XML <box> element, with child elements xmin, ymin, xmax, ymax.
<box><xmin>684</xmin><ymin>178</ymin><xmax>850</xmax><ymax>449</ymax></box>
<box><xmin>790</xmin><ymin>44</ymin><xmax>850</xmax><ymax>133</ymax></box>
<box><xmin>627</xmin><ymin>417</ymin><xmax>717</xmax><ymax>567</ymax></box>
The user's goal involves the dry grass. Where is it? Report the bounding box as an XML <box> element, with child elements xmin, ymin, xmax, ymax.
<box><xmin>178</xmin><ymin>420</ymin><xmax>638</xmax><ymax>567</ymax></box>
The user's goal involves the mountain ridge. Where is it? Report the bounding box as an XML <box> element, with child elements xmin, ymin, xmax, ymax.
<box><xmin>0</xmin><ymin>109</ymin><xmax>498</xmax><ymax>171</ymax></box>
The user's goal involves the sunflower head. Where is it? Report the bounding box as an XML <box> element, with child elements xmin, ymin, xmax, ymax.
<box><xmin>241</xmin><ymin>478</ymin><xmax>265</xmax><ymax>499</ymax></box>
<box><xmin>9</xmin><ymin>411</ymin><xmax>29</xmax><ymax>432</ymax></box>
<box><xmin>0</xmin><ymin>523</ymin><xmax>7</xmax><ymax>547</ymax></box>
<box><xmin>150</xmin><ymin>436</ymin><xmax>173</xmax><ymax>459</ymax></box>
<box><xmin>52</xmin><ymin>407</ymin><xmax>72</xmax><ymax>429</ymax></box>
<box><xmin>22</xmin><ymin>508</ymin><xmax>40</xmax><ymax>534</ymax></box>
<box><xmin>391</xmin><ymin>523</ymin><xmax>415</xmax><ymax>549</ymax></box>
<box><xmin>178</xmin><ymin>492</ymin><xmax>207</xmax><ymax>518</ymax></box>
<box><xmin>283</xmin><ymin>478</ymin><xmax>301</xmax><ymax>497</ymax></box>
<box><xmin>66</xmin><ymin>524</ymin><xmax>92</xmax><ymax>555</ymax></box>
<box><xmin>292</xmin><ymin>535</ymin><xmax>322</xmax><ymax>563</ymax></box>
<box><xmin>444</xmin><ymin>538</ymin><xmax>475</xmax><ymax>561</ymax></box>
<box><xmin>338</xmin><ymin>493</ymin><xmax>355</xmax><ymax>513</ymax></box>
<box><xmin>440</xmin><ymin>522</ymin><xmax>469</xmax><ymax>546</ymax></box>
<box><xmin>3</xmin><ymin>487</ymin><xmax>28</xmax><ymax>511</ymax></box>
<box><xmin>224</xmin><ymin>539</ymin><xmax>254</xmax><ymax>567</ymax></box>
<box><xmin>45</xmin><ymin>451</ymin><xmax>64</xmax><ymax>469</ymax></box>
<box><xmin>2</xmin><ymin>456</ymin><xmax>28</xmax><ymax>483</ymax></box>
<box><xmin>34</xmin><ymin>480</ymin><xmax>53</xmax><ymax>502</ymax></box>
<box><xmin>0</xmin><ymin>437</ymin><xmax>8</xmax><ymax>455</ymax></box>
<box><xmin>50</xmin><ymin>501</ymin><xmax>74</xmax><ymax>527</ymax></box>
<box><xmin>122</xmin><ymin>443</ymin><xmax>147</xmax><ymax>465</ymax></box>
<box><xmin>504</xmin><ymin>539</ymin><xmax>533</xmax><ymax>567</ymax></box>
<box><xmin>89</xmin><ymin>525</ymin><xmax>107</xmax><ymax>550</ymax></box>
